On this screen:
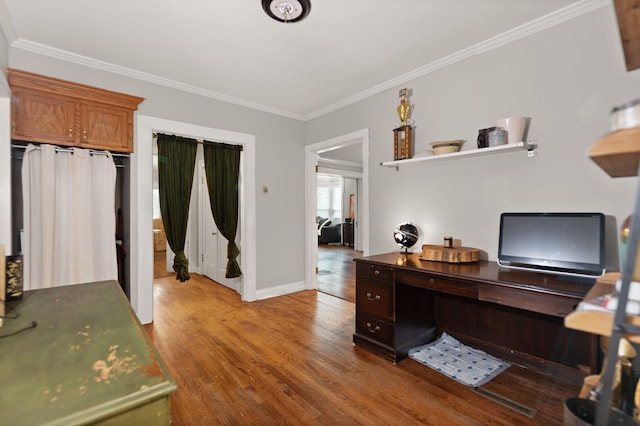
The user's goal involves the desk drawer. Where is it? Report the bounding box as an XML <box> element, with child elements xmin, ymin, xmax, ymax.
<box><xmin>355</xmin><ymin>313</ymin><xmax>393</xmax><ymax>346</ymax></box>
<box><xmin>478</xmin><ymin>285</ymin><xmax>579</xmax><ymax>317</ymax></box>
<box><xmin>356</xmin><ymin>278</ymin><xmax>393</xmax><ymax>320</ymax></box>
<box><xmin>396</xmin><ymin>271</ymin><xmax>478</xmax><ymax>299</ymax></box>
<box><xmin>356</xmin><ymin>262</ymin><xmax>393</xmax><ymax>281</ymax></box>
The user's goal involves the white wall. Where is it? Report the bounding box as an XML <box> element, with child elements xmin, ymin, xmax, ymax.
<box><xmin>305</xmin><ymin>6</ymin><xmax>640</xmax><ymax>264</ymax></box>
<box><xmin>4</xmin><ymin>48</ymin><xmax>307</xmax><ymax>296</ymax></box>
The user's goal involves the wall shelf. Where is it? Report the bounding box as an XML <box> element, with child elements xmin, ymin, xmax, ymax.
<box><xmin>380</xmin><ymin>141</ymin><xmax>536</xmax><ymax>168</ymax></box>
<box><xmin>589</xmin><ymin>127</ymin><xmax>640</xmax><ymax>177</ymax></box>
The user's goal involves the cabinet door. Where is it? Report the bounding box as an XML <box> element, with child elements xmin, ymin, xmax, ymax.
<box><xmin>12</xmin><ymin>89</ymin><xmax>77</xmax><ymax>145</ymax></box>
<box><xmin>80</xmin><ymin>102</ymin><xmax>133</xmax><ymax>152</ymax></box>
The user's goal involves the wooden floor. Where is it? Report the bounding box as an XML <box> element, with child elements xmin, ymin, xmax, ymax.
<box><xmin>145</xmin><ymin>270</ymin><xmax>580</xmax><ymax>425</ymax></box>
<box><xmin>317</xmin><ymin>244</ymin><xmax>361</xmax><ymax>302</ymax></box>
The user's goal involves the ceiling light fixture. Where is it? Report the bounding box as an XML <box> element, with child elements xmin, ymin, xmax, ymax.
<box><xmin>262</xmin><ymin>0</ymin><xmax>311</xmax><ymax>23</ymax></box>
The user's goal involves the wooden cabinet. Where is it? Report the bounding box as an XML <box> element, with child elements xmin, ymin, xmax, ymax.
<box><xmin>0</xmin><ymin>280</ymin><xmax>176</xmax><ymax>425</ymax></box>
<box><xmin>354</xmin><ymin>262</ymin><xmax>396</xmax><ymax>353</ymax></box>
<box><xmin>8</xmin><ymin>68</ymin><xmax>144</xmax><ymax>153</ymax></box>
<box><xmin>353</xmin><ymin>253</ymin><xmax>597</xmax><ymax>383</ymax></box>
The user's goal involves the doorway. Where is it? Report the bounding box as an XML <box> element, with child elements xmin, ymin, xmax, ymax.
<box><xmin>304</xmin><ymin>129</ymin><xmax>370</xmax><ymax>296</ymax></box>
<box><xmin>131</xmin><ymin>115</ymin><xmax>257</xmax><ymax>324</ymax></box>
<box><xmin>150</xmin><ymin>137</ymin><xmax>244</xmax><ymax>291</ymax></box>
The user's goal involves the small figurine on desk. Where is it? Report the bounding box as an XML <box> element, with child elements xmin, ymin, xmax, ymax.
<box><xmin>394</xmin><ymin>222</ymin><xmax>419</xmax><ymax>254</ymax></box>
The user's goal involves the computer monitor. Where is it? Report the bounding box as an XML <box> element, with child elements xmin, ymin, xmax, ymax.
<box><xmin>497</xmin><ymin>212</ymin><xmax>606</xmax><ymax>279</ymax></box>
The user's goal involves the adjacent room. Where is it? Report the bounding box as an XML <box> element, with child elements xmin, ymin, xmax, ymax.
<box><xmin>0</xmin><ymin>0</ymin><xmax>639</xmax><ymax>424</ymax></box>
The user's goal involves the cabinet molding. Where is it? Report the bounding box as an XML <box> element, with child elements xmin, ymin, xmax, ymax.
<box><xmin>8</xmin><ymin>68</ymin><xmax>144</xmax><ymax>153</ymax></box>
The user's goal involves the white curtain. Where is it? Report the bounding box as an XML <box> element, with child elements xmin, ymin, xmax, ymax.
<box><xmin>21</xmin><ymin>144</ymin><xmax>118</xmax><ymax>290</ymax></box>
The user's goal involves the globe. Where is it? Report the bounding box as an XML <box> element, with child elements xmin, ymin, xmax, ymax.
<box><xmin>394</xmin><ymin>222</ymin><xmax>419</xmax><ymax>252</ymax></box>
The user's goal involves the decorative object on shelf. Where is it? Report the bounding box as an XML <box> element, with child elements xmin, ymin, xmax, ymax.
<box><xmin>495</xmin><ymin>116</ymin><xmax>528</xmax><ymax>145</ymax></box>
<box><xmin>443</xmin><ymin>236</ymin><xmax>453</xmax><ymax>248</ymax></box>
<box><xmin>394</xmin><ymin>222</ymin><xmax>419</xmax><ymax>253</ymax></box>
<box><xmin>488</xmin><ymin>127</ymin><xmax>507</xmax><ymax>147</ymax></box>
<box><xmin>397</xmin><ymin>88</ymin><xmax>411</xmax><ymax>125</ymax></box>
<box><xmin>393</xmin><ymin>88</ymin><xmax>413</xmax><ymax>160</ymax></box>
<box><xmin>262</xmin><ymin>0</ymin><xmax>311</xmax><ymax>23</ymax></box>
<box><xmin>611</xmin><ymin>98</ymin><xmax>640</xmax><ymax>131</ymax></box>
<box><xmin>431</xmin><ymin>140</ymin><xmax>464</xmax><ymax>155</ymax></box>
<box><xmin>477</xmin><ymin>127</ymin><xmax>496</xmax><ymax>148</ymax></box>
<box><xmin>393</xmin><ymin>125</ymin><xmax>413</xmax><ymax>160</ymax></box>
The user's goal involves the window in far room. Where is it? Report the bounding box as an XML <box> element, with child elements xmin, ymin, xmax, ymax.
<box><xmin>317</xmin><ymin>173</ymin><xmax>342</xmax><ymax>223</ymax></box>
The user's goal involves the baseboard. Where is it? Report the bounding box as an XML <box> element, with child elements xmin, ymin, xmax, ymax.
<box><xmin>255</xmin><ymin>280</ymin><xmax>307</xmax><ymax>300</ymax></box>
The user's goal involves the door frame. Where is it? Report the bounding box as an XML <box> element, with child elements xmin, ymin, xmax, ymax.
<box><xmin>131</xmin><ymin>115</ymin><xmax>256</xmax><ymax>324</ymax></box>
<box><xmin>304</xmin><ymin>129</ymin><xmax>370</xmax><ymax>291</ymax></box>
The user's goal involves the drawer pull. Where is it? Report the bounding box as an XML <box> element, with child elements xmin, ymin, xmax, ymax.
<box><xmin>374</xmin><ymin>269</ymin><xmax>380</xmax><ymax>276</ymax></box>
<box><xmin>366</xmin><ymin>292</ymin><xmax>381</xmax><ymax>302</ymax></box>
<box><xmin>484</xmin><ymin>297</ymin><xmax>502</xmax><ymax>304</ymax></box>
<box><xmin>366</xmin><ymin>322</ymin><xmax>381</xmax><ymax>334</ymax></box>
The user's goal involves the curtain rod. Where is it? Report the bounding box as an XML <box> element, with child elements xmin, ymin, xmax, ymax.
<box><xmin>11</xmin><ymin>144</ymin><xmax>130</xmax><ymax>157</ymax></box>
<box><xmin>153</xmin><ymin>132</ymin><xmax>207</xmax><ymax>144</ymax></box>
<box><xmin>153</xmin><ymin>133</ymin><xmax>243</xmax><ymax>150</ymax></box>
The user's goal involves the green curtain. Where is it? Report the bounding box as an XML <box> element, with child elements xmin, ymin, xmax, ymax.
<box><xmin>203</xmin><ymin>141</ymin><xmax>243</xmax><ymax>278</ymax></box>
<box><xmin>157</xmin><ymin>133</ymin><xmax>198</xmax><ymax>282</ymax></box>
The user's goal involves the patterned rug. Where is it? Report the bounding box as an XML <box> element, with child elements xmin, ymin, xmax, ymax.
<box><xmin>408</xmin><ymin>333</ymin><xmax>510</xmax><ymax>387</ymax></box>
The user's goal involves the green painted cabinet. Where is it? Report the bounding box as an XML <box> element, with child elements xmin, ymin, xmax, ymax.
<box><xmin>0</xmin><ymin>281</ymin><xmax>176</xmax><ymax>425</ymax></box>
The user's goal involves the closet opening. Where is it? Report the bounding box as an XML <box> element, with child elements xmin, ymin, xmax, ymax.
<box><xmin>10</xmin><ymin>142</ymin><xmax>132</xmax><ymax>298</ymax></box>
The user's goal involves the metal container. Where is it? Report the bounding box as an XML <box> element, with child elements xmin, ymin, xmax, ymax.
<box><xmin>611</xmin><ymin>98</ymin><xmax>640</xmax><ymax>131</ymax></box>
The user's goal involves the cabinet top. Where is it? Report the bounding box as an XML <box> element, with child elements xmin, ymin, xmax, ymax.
<box><xmin>0</xmin><ymin>281</ymin><xmax>175</xmax><ymax>425</ymax></box>
<box><xmin>7</xmin><ymin>68</ymin><xmax>144</xmax><ymax>110</ymax></box>
<box><xmin>356</xmin><ymin>252</ymin><xmax>593</xmax><ymax>299</ymax></box>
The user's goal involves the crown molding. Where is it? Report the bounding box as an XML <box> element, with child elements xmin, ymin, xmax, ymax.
<box><xmin>303</xmin><ymin>0</ymin><xmax>611</xmax><ymax>121</ymax></box>
<box><xmin>10</xmin><ymin>38</ymin><xmax>305</xmax><ymax>121</ymax></box>
<box><xmin>8</xmin><ymin>0</ymin><xmax>609</xmax><ymax>122</ymax></box>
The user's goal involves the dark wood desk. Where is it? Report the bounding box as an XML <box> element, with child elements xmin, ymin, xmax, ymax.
<box><xmin>0</xmin><ymin>281</ymin><xmax>176</xmax><ymax>425</ymax></box>
<box><xmin>353</xmin><ymin>252</ymin><xmax>598</xmax><ymax>384</ymax></box>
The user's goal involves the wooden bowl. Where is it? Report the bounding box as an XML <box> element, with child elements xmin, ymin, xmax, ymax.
<box><xmin>431</xmin><ymin>140</ymin><xmax>464</xmax><ymax>155</ymax></box>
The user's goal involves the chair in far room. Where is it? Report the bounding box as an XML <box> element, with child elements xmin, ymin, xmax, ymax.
<box><xmin>317</xmin><ymin>217</ymin><xmax>342</xmax><ymax>244</ymax></box>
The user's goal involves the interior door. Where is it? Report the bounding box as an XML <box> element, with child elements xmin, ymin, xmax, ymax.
<box><xmin>202</xmin><ymin>200</ymin><xmax>219</xmax><ymax>281</ymax></box>
<box><xmin>199</xmin><ymin>163</ymin><xmax>238</xmax><ymax>292</ymax></box>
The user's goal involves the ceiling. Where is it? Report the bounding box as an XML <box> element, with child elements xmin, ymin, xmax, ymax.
<box><xmin>0</xmin><ymin>0</ymin><xmax>603</xmax><ymax>121</ymax></box>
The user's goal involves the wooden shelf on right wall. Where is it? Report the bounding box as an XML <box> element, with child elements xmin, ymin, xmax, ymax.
<box><xmin>589</xmin><ymin>127</ymin><xmax>640</xmax><ymax>178</ymax></box>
